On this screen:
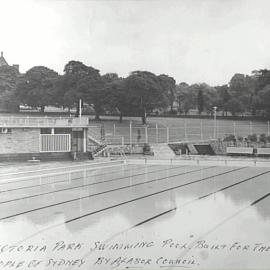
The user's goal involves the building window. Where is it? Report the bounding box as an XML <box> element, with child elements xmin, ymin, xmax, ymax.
<box><xmin>40</xmin><ymin>128</ymin><xmax>52</xmax><ymax>134</ymax></box>
<box><xmin>54</xmin><ymin>128</ymin><xmax>72</xmax><ymax>134</ymax></box>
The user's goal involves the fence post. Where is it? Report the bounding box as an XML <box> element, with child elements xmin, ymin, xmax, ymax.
<box><xmin>268</xmin><ymin>121</ymin><xmax>270</xmax><ymax>136</ymax></box>
<box><xmin>129</xmin><ymin>121</ymin><xmax>132</xmax><ymax>146</ymax></box>
<box><xmin>233</xmin><ymin>122</ymin><xmax>236</xmax><ymax>137</ymax></box>
<box><xmin>200</xmin><ymin>120</ymin><xmax>203</xmax><ymax>140</ymax></box>
<box><xmin>145</xmin><ymin>126</ymin><xmax>148</xmax><ymax>143</ymax></box>
<box><xmin>167</xmin><ymin>127</ymin><xmax>169</xmax><ymax>143</ymax></box>
<box><xmin>156</xmin><ymin>123</ymin><xmax>158</xmax><ymax>143</ymax></box>
<box><xmin>184</xmin><ymin>119</ymin><xmax>187</xmax><ymax>141</ymax></box>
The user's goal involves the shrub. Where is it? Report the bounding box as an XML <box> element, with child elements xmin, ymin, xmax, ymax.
<box><xmin>143</xmin><ymin>143</ymin><xmax>151</xmax><ymax>154</ymax></box>
<box><xmin>247</xmin><ymin>134</ymin><xmax>257</xmax><ymax>142</ymax></box>
<box><xmin>223</xmin><ymin>134</ymin><xmax>236</xmax><ymax>142</ymax></box>
<box><xmin>237</xmin><ymin>136</ymin><xmax>243</xmax><ymax>142</ymax></box>
<box><xmin>259</xmin><ymin>133</ymin><xmax>267</xmax><ymax>143</ymax></box>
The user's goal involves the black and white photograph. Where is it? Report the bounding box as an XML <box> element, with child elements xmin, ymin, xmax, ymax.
<box><xmin>1</xmin><ymin>0</ymin><xmax>270</xmax><ymax>269</ymax></box>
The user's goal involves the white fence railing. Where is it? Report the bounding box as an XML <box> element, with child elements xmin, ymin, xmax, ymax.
<box><xmin>0</xmin><ymin>116</ymin><xmax>88</xmax><ymax>127</ymax></box>
<box><xmin>40</xmin><ymin>134</ymin><xmax>71</xmax><ymax>152</ymax></box>
<box><xmin>104</xmin><ymin>120</ymin><xmax>270</xmax><ymax>145</ymax></box>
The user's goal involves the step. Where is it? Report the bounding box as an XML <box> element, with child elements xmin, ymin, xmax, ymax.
<box><xmin>151</xmin><ymin>144</ymin><xmax>175</xmax><ymax>158</ymax></box>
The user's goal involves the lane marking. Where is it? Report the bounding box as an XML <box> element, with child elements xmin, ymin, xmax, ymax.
<box><xmin>0</xmin><ymin>164</ymin><xmax>146</xmax><ymax>191</ymax></box>
<box><xmin>0</xmin><ymin>165</ymin><xmax>191</xmax><ymax>203</ymax></box>
<box><xmin>0</xmin><ymin>166</ymin><xmax>218</xmax><ymax>221</ymax></box>
<box><xmin>0</xmin><ymin>160</ymin><xmax>124</xmax><ymax>178</ymax></box>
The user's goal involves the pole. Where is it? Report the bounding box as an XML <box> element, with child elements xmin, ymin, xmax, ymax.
<box><xmin>213</xmin><ymin>106</ymin><xmax>217</xmax><ymax>139</ymax></box>
<box><xmin>129</xmin><ymin>121</ymin><xmax>132</xmax><ymax>145</ymax></box>
<box><xmin>233</xmin><ymin>122</ymin><xmax>236</xmax><ymax>137</ymax></box>
<box><xmin>145</xmin><ymin>126</ymin><xmax>148</xmax><ymax>143</ymax></box>
<box><xmin>184</xmin><ymin>119</ymin><xmax>187</xmax><ymax>141</ymax></box>
<box><xmin>268</xmin><ymin>121</ymin><xmax>270</xmax><ymax>136</ymax></box>
<box><xmin>167</xmin><ymin>127</ymin><xmax>169</xmax><ymax>143</ymax></box>
<box><xmin>200</xmin><ymin>120</ymin><xmax>203</xmax><ymax>140</ymax></box>
<box><xmin>79</xmin><ymin>99</ymin><xmax>82</xmax><ymax>119</ymax></box>
<box><xmin>156</xmin><ymin>123</ymin><xmax>158</xmax><ymax>143</ymax></box>
<box><xmin>113</xmin><ymin>124</ymin><xmax>116</xmax><ymax>136</ymax></box>
<box><xmin>249</xmin><ymin>121</ymin><xmax>253</xmax><ymax>135</ymax></box>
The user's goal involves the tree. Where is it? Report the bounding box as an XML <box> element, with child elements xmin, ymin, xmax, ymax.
<box><xmin>0</xmin><ymin>65</ymin><xmax>21</xmax><ymax>112</ymax></box>
<box><xmin>215</xmin><ymin>84</ymin><xmax>231</xmax><ymax>116</ymax></box>
<box><xmin>175</xmin><ymin>82</ymin><xmax>190</xmax><ymax>114</ymax></box>
<box><xmin>252</xmin><ymin>69</ymin><xmax>270</xmax><ymax>93</ymax></box>
<box><xmin>16</xmin><ymin>66</ymin><xmax>58</xmax><ymax>112</ymax></box>
<box><xmin>103</xmin><ymin>77</ymin><xmax>131</xmax><ymax>122</ymax></box>
<box><xmin>158</xmin><ymin>74</ymin><xmax>176</xmax><ymax>112</ymax></box>
<box><xmin>125</xmin><ymin>71</ymin><xmax>169</xmax><ymax>124</ymax></box>
<box><xmin>258</xmin><ymin>84</ymin><xmax>270</xmax><ymax>118</ymax></box>
<box><xmin>197</xmin><ymin>89</ymin><xmax>204</xmax><ymax>114</ymax></box>
<box><xmin>226</xmin><ymin>98</ymin><xmax>245</xmax><ymax>116</ymax></box>
<box><xmin>229</xmin><ymin>73</ymin><xmax>249</xmax><ymax>97</ymax></box>
<box><xmin>56</xmin><ymin>61</ymin><xmax>102</xmax><ymax>118</ymax></box>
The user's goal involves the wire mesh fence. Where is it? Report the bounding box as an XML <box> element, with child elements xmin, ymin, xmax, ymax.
<box><xmin>104</xmin><ymin>120</ymin><xmax>270</xmax><ymax>145</ymax></box>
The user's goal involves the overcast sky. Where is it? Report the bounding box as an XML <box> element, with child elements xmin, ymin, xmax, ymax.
<box><xmin>1</xmin><ymin>0</ymin><xmax>270</xmax><ymax>85</ymax></box>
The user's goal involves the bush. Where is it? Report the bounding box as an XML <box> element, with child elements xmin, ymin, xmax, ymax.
<box><xmin>223</xmin><ymin>134</ymin><xmax>236</xmax><ymax>142</ymax></box>
<box><xmin>259</xmin><ymin>133</ymin><xmax>267</xmax><ymax>143</ymax></box>
<box><xmin>247</xmin><ymin>134</ymin><xmax>257</xmax><ymax>142</ymax></box>
<box><xmin>143</xmin><ymin>143</ymin><xmax>151</xmax><ymax>154</ymax></box>
<box><xmin>237</xmin><ymin>136</ymin><xmax>243</xmax><ymax>142</ymax></box>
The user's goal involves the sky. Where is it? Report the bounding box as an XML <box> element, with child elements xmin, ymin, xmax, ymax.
<box><xmin>1</xmin><ymin>0</ymin><xmax>270</xmax><ymax>85</ymax></box>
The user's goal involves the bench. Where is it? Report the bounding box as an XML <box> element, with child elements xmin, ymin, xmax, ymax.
<box><xmin>226</xmin><ymin>147</ymin><xmax>254</xmax><ymax>156</ymax></box>
<box><xmin>256</xmin><ymin>148</ymin><xmax>270</xmax><ymax>157</ymax></box>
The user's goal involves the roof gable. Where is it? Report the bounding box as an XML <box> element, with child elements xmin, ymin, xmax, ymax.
<box><xmin>0</xmin><ymin>52</ymin><xmax>8</xmax><ymax>67</ymax></box>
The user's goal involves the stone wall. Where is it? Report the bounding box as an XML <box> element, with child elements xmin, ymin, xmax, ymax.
<box><xmin>0</xmin><ymin>128</ymin><xmax>40</xmax><ymax>154</ymax></box>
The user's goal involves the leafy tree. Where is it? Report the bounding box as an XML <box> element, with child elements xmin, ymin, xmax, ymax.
<box><xmin>226</xmin><ymin>98</ymin><xmax>245</xmax><ymax>116</ymax></box>
<box><xmin>229</xmin><ymin>73</ymin><xmax>250</xmax><ymax>97</ymax></box>
<box><xmin>258</xmin><ymin>84</ymin><xmax>270</xmax><ymax>118</ymax></box>
<box><xmin>103</xmin><ymin>77</ymin><xmax>131</xmax><ymax>122</ymax></box>
<box><xmin>16</xmin><ymin>66</ymin><xmax>58</xmax><ymax>112</ymax></box>
<box><xmin>215</xmin><ymin>84</ymin><xmax>231</xmax><ymax>116</ymax></box>
<box><xmin>252</xmin><ymin>69</ymin><xmax>270</xmax><ymax>93</ymax></box>
<box><xmin>158</xmin><ymin>74</ymin><xmax>176</xmax><ymax>112</ymax></box>
<box><xmin>197</xmin><ymin>89</ymin><xmax>204</xmax><ymax>114</ymax></box>
<box><xmin>125</xmin><ymin>71</ymin><xmax>169</xmax><ymax>124</ymax></box>
<box><xmin>175</xmin><ymin>82</ymin><xmax>189</xmax><ymax>114</ymax></box>
<box><xmin>0</xmin><ymin>65</ymin><xmax>21</xmax><ymax>112</ymax></box>
<box><xmin>56</xmin><ymin>61</ymin><xmax>102</xmax><ymax>118</ymax></box>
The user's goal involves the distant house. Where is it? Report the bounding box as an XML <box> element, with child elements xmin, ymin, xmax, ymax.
<box><xmin>0</xmin><ymin>52</ymin><xmax>21</xmax><ymax>112</ymax></box>
<box><xmin>0</xmin><ymin>51</ymin><xmax>19</xmax><ymax>71</ymax></box>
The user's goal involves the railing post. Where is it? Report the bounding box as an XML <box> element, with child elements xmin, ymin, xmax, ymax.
<box><xmin>156</xmin><ymin>123</ymin><xmax>158</xmax><ymax>143</ymax></box>
<box><xmin>167</xmin><ymin>126</ymin><xmax>169</xmax><ymax>143</ymax></box>
<box><xmin>200</xmin><ymin>120</ymin><xmax>203</xmax><ymax>140</ymax></box>
<box><xmin>129</xmin><ymin>121</ymin><xmax>132</xmax><ymax>146</ymax></box>
<box><xmin>145</xmin><ymin>126</ymin><xmax>148</xmax><ymax>143</ymax></box>
<box><xmin>184</xmin><ymin>119</ymin><xmax>187</xmax><ymax>141</ymax></box>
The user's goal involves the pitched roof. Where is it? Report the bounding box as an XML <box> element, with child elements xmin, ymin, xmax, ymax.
<box><xmin>0</xmin><ymin>52</ymin><xmax>8</xmax><ymax>67</ymax></box>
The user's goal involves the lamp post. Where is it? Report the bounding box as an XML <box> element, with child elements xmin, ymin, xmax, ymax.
<box><xmin>213</xmin><ymin>106</ymin><xmax>217</xmax><ymax>139</ymax></box>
